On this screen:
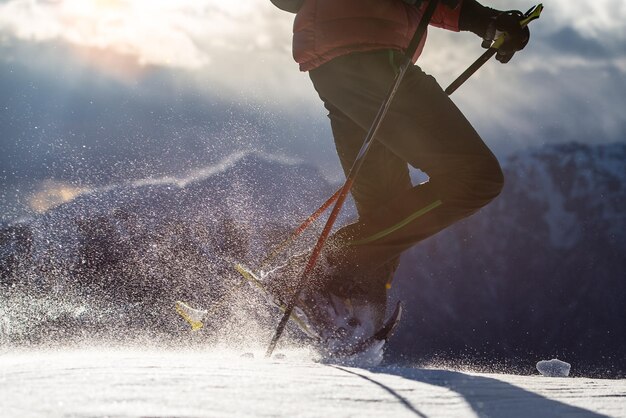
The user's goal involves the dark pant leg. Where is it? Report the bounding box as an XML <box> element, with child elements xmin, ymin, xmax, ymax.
<box><xmin>322</xmin><ymin>99</ymin><xmax>410</xmax><ymax>295</ymax></box>
<box><xmin>310</xmin><ymin>50</ymin><xmax>504</xmax><ymax>276</ymax></box>
<box><xmin>324</xmin><ymin>100</ymin><xmax>413</xmax><ymax>226</ymax></box>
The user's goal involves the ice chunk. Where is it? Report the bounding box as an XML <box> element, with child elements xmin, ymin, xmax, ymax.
<box><xmin>536</xmin><ymin>359</ymin><xmax>571</xmax><ymax>377</ymax></box>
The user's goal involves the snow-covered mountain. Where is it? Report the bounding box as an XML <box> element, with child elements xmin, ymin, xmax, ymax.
<box><xmin>0</xmin><ymin>152</ymin><xmax>335</xmax><ymax>344</ymax></box>
<box><xmin>1</xmin><ymin>143</ymin><xmax>624</xmax><ymax>376</ymax></box>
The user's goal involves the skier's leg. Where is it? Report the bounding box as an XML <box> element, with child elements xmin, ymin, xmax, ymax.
<box><xmin>325</xmin><ymin>100</ymin><xmax>412</xmax><ymax>231</ymax></box>
<box><xmin>263</xmin><ymin>96</ymin><xmax>410</xmax><ymax>331</ymax></box>
<box><xmin>322</xmin><ymin>100</ymin><xmax>410</xmax><ymax>319</ymax></box>
<box><xmin>310</xmin><ymin>50</ymin><xmax>504</xmax><ymax>276</ymax></box>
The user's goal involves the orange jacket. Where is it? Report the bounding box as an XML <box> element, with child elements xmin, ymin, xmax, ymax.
<box><xmin>293</xmin><ymin>0</ymin><xmax>464</xmax><ymax>71</ymax></box>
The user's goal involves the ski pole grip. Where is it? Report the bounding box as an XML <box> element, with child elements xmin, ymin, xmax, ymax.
<box><xmin>444</xmin><ymin>4</ymin><xmax>543</xmax><ymax>95</ymax></box>
<box><xmin>492</xmin><ymin>4</ymin><xmax>543</xmax><ymax>50</ymax></box>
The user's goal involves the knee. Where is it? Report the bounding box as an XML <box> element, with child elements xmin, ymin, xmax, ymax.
<box><xmin>472</xmin><ymin>155</ymin><xmax>504</xmax><ymax>204</ymax></box>
<box><xmin>442</xmin><ymin>154</ymin><xmax>504</xmax><ymax>209</ymax></box>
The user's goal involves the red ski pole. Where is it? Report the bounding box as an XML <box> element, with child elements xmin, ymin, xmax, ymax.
<box><xmin>265</xmin><ymin>0</ymin><xmax>441</xmax><ymax>357</ymax></box>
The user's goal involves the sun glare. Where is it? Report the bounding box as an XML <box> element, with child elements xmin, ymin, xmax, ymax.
<box><xmin>65</xmin><ymin>0</ymin><xmax>230</xmax><ymax>74</ymax></box>
<box><xmin>0</xmin><ymin>0</ymin><xmax>263</xmax><ymax>75</ymax></box>
<box><xmin>0</xmin><ymin>0</ymin><xmax>294</xmax><ymax>87</ymax></box>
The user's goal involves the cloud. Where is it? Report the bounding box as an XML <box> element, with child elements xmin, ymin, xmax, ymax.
<box><xmin>0</xmin><ymin>0</ymin><xmax>311</xmax><ymax>105</ymax></box>
<box><xmin>415</xmin><ymin>1</ymin><xmax>626</xmax><ymax>155</ymax></box>
<box><xmin>2</xmin><ymin>1</ymin><xmax>624</xmax><ymax>75</ymax></box>
<box><xmin>4</xmin><ymin>0</ymin><xmax>623</xmax><ymax>105</ymax></box>
<box><xmin>0</xmin><ymin>0</ymin><xmax>624</xmax><ymax>163</ymax></box>
<box><xmin>485</xmin><ymin>0</ymin><xmax>626</xmax><ymax>41</ymax></box>
<box><xmin>538</xmin><ymin>0</ymin><xmax>626</xmax><ymax>41</ymax></box>
<box><xmin>0</xmin><ymin>0</ymin><xmax>292</xmax><ymax>70</ymax></box>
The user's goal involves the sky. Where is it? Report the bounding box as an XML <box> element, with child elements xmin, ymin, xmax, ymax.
<box><xmin>1</xmin><ymin>0</ymin><xmax>625</xmax><ymax>220</ymax></box>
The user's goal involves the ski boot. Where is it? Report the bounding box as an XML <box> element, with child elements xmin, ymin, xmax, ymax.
<box><xmin>261</xmin><ymin>252</ymin><xmax>390</xmax><ymax>361</ymax></box>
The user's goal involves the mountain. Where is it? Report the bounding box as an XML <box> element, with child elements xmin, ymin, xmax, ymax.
<box><xmin>1</xmin><ymin>143</ymin><xmax>624</xmax><ymax>376</ymax></box>
<box><xmin>0</xmin><ymin>152</ymin><xmax>335</xmax><ymax>344</ymax></box>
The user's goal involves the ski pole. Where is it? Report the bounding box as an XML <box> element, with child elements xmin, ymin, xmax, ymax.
<box><xmin>445</xmin><ymin>4</ymin><xmax>543</xmax><ymax>95</ymax></box>
<box><xmin>259</xmin><ymin>187</ymin><xmax>341</xmax><ymax>271</ymax></box>
<box><xmin>265</xmin><ymin>0</ymin><xmax>441</xmax><ymax>358</ymax></box>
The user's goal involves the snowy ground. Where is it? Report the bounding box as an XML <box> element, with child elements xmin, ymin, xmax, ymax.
<box><xmin>0</xmin><ymin>348</ymin><xmax>624</xmax><ymax>417</ymax></box>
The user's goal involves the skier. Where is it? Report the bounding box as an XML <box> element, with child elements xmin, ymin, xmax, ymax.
<box><xmin>265</xmin><ymin>0</ymin><xmax>531</xmax><ymax>347</ymax></box>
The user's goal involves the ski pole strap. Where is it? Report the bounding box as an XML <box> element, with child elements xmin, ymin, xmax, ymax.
<box><xmin>445</xmin><ymin>3</ymin><xmax>543</xmax><ymax>95</ymax></box>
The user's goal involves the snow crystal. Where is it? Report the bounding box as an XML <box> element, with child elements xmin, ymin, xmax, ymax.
<box><xmin>536</xmin><ymin>359</ymin><xmax>571</xmax><ymax>377</ymax></box>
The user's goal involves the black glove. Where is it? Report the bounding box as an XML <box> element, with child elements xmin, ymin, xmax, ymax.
<box><xmin>459</xmin><ymin>1</ymin><xmax>530</xmax><ymax>64</ymax></box>
<box><xmin>483</xmin><ymin>10</ymin><xmax>530</xmax><ymax>63</ymax></box>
